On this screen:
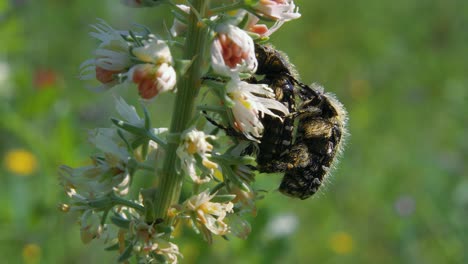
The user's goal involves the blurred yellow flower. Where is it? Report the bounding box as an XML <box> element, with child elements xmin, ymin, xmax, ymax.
<box><xmin>3</xmin><ymin>149</ymin><xmax>38</xmax><ymax>176</ymax></box>
<box><xmin>329</xmin><ymin>231</ymin><xmax>354</xmax><ymax>255</ymax></box>
<box><xmin>22</xmin><ymin>243</ymin><xmax>41</xmax><ymax>264</ymax></box>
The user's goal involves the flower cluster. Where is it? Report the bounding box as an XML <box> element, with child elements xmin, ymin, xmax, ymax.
<box><xmin>119</xmin><ymin>207</ymin><xmax>182</xmax><ymax>263</ymax></box>
<box><xmin>59</xmin><ymin>97</ymin><xmax>169</xmax><ymax>259</ymax></box>
<box><xmin>61</xmin><ymin>1</ymin><xmax>301</xmax><ymax>263</ymax></box>
<box><xmin>80</xmin><ymin>20</ymin><xmax>176</xmax><ymax>99</ymax></box>
<box><xmin>60</xmin><ymin>97</ymin><xmax>147</xmax><ymax>201</ymax></box>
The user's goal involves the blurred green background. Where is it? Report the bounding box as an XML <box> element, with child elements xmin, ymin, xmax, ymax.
<box><xmin>1</xmin><ymin>0</ymin><xmax>467</xmax><ymax>263</ymax></box>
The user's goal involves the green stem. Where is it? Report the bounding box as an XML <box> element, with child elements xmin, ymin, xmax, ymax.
<box><xmin>153</xmin><ymin>0</ymin><xmax>210</xmax><ymax>221</ymax></box>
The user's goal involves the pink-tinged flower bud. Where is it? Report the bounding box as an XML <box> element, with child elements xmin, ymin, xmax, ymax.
<box><xmin>128</xmin><ymin>38</ymin><xmax>176</xmax><ymax>99</ymax></box>
<box><xmin>249</xmin><ymin>24</ymin><xmax>269</xmax><ymax>36</ymax></box>
<box><xmin>244</xmin><ymin>12</ymin><xmax>283</xmax><ymax>37</ymax></box>
<box><xmin>130</xmin><ymin>63</ymin><xmax>176</xmax><ymax>99</ymax></box>
<box><xmin>211</xmin><ymin>24</ymin><xmax>257</xmax><ymax>77</ymax></box>
<box><xmin>95</xmin><ymin>66</ymin><xmax>121</xmax><ymax>84</ymax></box>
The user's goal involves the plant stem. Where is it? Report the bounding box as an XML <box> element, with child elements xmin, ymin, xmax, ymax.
<box><xmin>153</xmin><ymin>0</ymin><xmax>210</xmax><ymax>221</ymax></box>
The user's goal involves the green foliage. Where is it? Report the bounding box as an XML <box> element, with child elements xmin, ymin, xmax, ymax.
<box><xmin>0</xmin><ymin>0</ymin><xmax>466</xmax><ymax>263</ymax></box>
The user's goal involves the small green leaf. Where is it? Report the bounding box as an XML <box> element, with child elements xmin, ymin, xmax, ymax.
<box><xmin>154</xmin><ymin>253</ymin><xmax>168</xmax><ymax>263</ymax></box>
<box><xmin>117</xmin><ymin>242</ymin><xmax>134</xmax><ymax>262</ymax></box>
<box><xmin>87</xmin><ymin>197</ymin><xmax>112</xmax><ymax>210</ymax></box>
<box><xmin>142</xmin><ymin>103</ymin><xmax>151</xmax><ymax>130</ymax></box>
<box><xmin>212</xmin><ymin>194</ymin><xmax>237</xmax><ymax>203</ymax></box>
<box><xmin>141</xmin><ymin>188</ymin><xmax>158</xmax><ymax>222</ymax></box>
<box><xmin>117</xmin><ymin>130</ymin><xmax>133</xmax><ymax>153</ymax></box>
<box><xmin>110</xmin><ymin>215</ymin><xmax>131</xmax><ymax>229</ymax></box>
<box><xmin>104</xmin><ymin>242</ymin><xmax>120</xmax><ymax>251</ymax></box>
<box><xmin>244</xmin><ymin>0</ymin><xmax>260</xmax><ymax>7</ymax></box>
<box><xmin>146</xmin><ymin>130</ymin><xmax>168</xmax><ymax>147</ymax></box>
<box><xmin>127</xmin><ymin>158</ymin><xmax>138</xmax><ymax>176</ymax></box>
<box><xmin>210</xmin><ymin>182</ymin><xmax>226</xmax><ymax>195</ymax></box>
<box><xmin>111</xmin><ymin>118</ymin><xmax>145</xmax><ymax>136</ymax></box>
<box><xmin>156</xmin><ymin>224</ymin><xmax>174</xmax><ymax>235</ymax></box>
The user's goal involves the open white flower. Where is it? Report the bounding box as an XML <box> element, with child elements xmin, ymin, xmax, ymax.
<box><xmin>226</xmin><ymin>78</ymin><xmax>289</xmax><ymax>141</ymax></box>
<box><xmin>211</xmin><ymin>24</ymin><xmax>257</xmax><ymax>77</ymax></box>
<box><xmin>113</xmin><ymin>97</ymin><xmax>166</xmax><ymax>162</ymax></box>
<box><xmin>150</xmin><ymin>239</ymin><xmax>181</xmax><ymax>264</ymax></box>
<box><xmin>91</xmin><ymin>97</ymin><xmax>163</xmax><ymax>161</ymax></box>
<box><xmin>114</xmin><ymin>96</ymin><xmax>145</xmax><ymax>128</ymax></box>
<box><xmin>61</xmin><ymin>187</ymin><xmax>94</xmax><ymax>212</ymax></box>
<box><xmin>183</xmin><ymin>190</ymin><xmax>234</xmax><ymax>236</ymax></box>
<box><xmin>251</xmin><ymin>0</ymin><xmax>301</xmax><ymax>22</ymax></box>
<box><xmin>59</xmin><ymin>155</ymin><xmax>131</xmax><ymax>198</ymax></box>
<box><xmin>177</xmin><ymin>129</ymin><xmax>217</xmax><ymax>184</ymax></box>
<box><xmin>60</xmin><ymin>98</ymin><xmax>145</xmax><ymax>198</ymax></box>
<box><xmin>80</xmin><ymin>20</ymin><xmax>132</xmax><ymax>91</ymax></box>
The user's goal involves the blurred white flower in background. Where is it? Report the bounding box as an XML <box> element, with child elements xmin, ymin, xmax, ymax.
<box><xmin>264</xmin><ymin>213</ymin><xmax>298</xmax><ymax>239</ymax></box>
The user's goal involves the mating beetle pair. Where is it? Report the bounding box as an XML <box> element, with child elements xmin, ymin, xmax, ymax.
<box><xmin>206</xmin><ymin>44</ymin><xmax>348</xmax><ymax>200</ymax></box>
